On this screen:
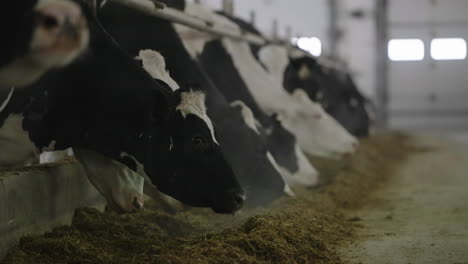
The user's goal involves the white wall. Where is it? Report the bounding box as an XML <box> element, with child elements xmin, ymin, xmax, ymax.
<box><xmin>388</xmin><ymin>0</ymin><xmax>468</xmax><ymax>131</ymax></box>
<box><xmin>194</xmin><ymin>0</ymin><xmax>328</xmax><ymax>47</ymax></box>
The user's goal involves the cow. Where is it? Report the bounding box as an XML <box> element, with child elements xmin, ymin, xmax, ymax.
<box><xmin>216</xmin><ymin>14</ymin><xmax>371</xmax><ymax>138</ymax></box>
<box><xmin>0</xmin><ymin>0</ymin><xmax>244</xmax><ymax>214</ymax></box>
<box><xmin>181</xmin><ymin>5</ymin><xmax>358</xmax><ymax>159</ymax></box>
<box><xmin>0</xmin><ymin>0</ymin><xmax>89</xmax><ymax>91</ymax></box>
<box><xmin>183</xmin><ymin>33</ymin><xmax>319</xmax><ymax>187</ymax></box>
<box><xmin>97</xmin><ymin>0</ymin><xmax>290</xmax><ymax>207</ymax></box>
<box><xmin>283</xmin><ymin>55</ymin><xmax>371</xmax><ymax>137</ymax></box>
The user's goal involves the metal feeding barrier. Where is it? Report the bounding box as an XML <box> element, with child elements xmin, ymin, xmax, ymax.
<box><xmin>108</xmin><ymin>0</ymin><xmax>274</xmax><ymax>46</ymax></box>
<box><xmin>88</xmin><ymin>0</ymin><xmax>342</xmax><ymax>68</ymax></box>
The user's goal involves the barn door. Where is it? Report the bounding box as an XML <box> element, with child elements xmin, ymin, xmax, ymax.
<box><xmin>388</xmin><ymin>0</ymin><xmax>468</xmax><ymax>130</ymax></box>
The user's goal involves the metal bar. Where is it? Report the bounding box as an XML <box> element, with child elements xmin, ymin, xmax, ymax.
<box><xmin>390</xmin><ymin>109</ymin><xmax>468</xmax><ymax>117</ymax></box>
<box><xmin>390</xmin><ymin>20</ymin><xmax>468</xmax><ymax>28</ymax></box>
<box><xmin>109</xmin><ymin>0</ymin><xmax>341</xmax><ymax>65</ymax></box>
<box><xmin>271</xmin><ymin>19</ymin><xmax>279</xmax><ymax>40</ymax></box>
<box><xmin>111</xmin><ymin>0</ymin><xmax>268</xmax><ymax>45</ymax></box>
<box><xmin>222</xmin><ymin>0</ymin><xmax>234</xmax><ymax>16</ymax></box>
<box><xmin>285</xmin><ymin>25</ymin><xmax>292</xmax><ymax>41</ymax></box>
<box><xmin>249</xmin><ymin>10</ymin><xmax>256</xmax><ymax>25</ymax></box>
<box><xmin>328</xmin><ymin>0</ymin><xmax>339</xmax><ymax>59</ymax></box>
<box><xmin>375</xmin><ymin>0</ymin><xmax>389</xmax><ymax>129</ymax></box>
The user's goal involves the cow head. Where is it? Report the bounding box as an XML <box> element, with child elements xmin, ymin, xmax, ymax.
<box><xmin>152</xmin><ymin>89</ymin><xmax>244</xmax><ymax>214</ymax></box>
<box><xmin>286</xmin><ymin>57</ymin><xmax>371</xmax><ymax>138</ymax></box>
<box><xmin>0</xmin><ymin>0</ymin><xmax>89</xmax><ymax>89</ymax></box>
<box><xmin>277</xmin><ymin>89</ymin><xmax>359</xmax><ymax>158</ymax></box>
<box><xmin>264</xmin><ymin>113</ymin><xmax>319</xmax><ymax>186</ymax></box>
<box><xmin>218</xmin><ymin>103</ymin><xmax>286</xmax><ymax>207</ymax></box>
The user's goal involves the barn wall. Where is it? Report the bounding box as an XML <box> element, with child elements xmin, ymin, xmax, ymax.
<box><xmin>388</xmin><ymin>0</ymin><xmax>468</xmax><ymax>130</ymax></box>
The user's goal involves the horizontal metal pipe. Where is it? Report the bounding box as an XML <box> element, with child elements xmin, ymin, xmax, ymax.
<box><xmin>111</xmin><ymin>0</ymin><xmax>268</xmax><ymax>45</ymax></box>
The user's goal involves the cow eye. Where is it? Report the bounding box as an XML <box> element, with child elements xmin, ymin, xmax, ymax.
<box><xmin>192</xmin><ymin>136</ymin><xmax>205</xmax><ymax>146</ymax></box>
<box><xmin>349</xmin><ymin>98</ymin><xmax>359</xmax><ymax>108</ymax></box>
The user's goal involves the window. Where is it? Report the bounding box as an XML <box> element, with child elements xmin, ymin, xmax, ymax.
<box><xmin>292</xmin><ymin>37</ymin><xmax>322</xmax><ymax>57</ymax></box>
<box><xmin>430</xmin><ymin>38</ymin><xmax>467</xmax><ymax>60</ymax></box>
<box><xmin>388</xmin><ymin>39</ymin><xmax>425</xmax><ymax>61</ymax></box>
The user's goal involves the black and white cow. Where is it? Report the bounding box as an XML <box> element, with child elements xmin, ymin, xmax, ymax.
<box><xmin>177</xmin><ymin>28</ymin><xmax>318</xmax><ymax>187</ymax></box>
<box><xmin>0</xmin><ymin>0</ymin><xmax>244</xmax><ymax>214</ymax></box>
<box><xmin>182</xmin><ymin>5</ymin><xmax>358</xmax><ymax>159</ymax></box>
<box><xmin>97</xmin><ymin>0</ymin><xmax>290</xmax><ymax>207</ymax></box>
<box><xmin>217</xmin><ymin>13</ymin><xmax>371</xmax><ymax>137</ymax></box>
<box><xmin>284</xmin><ymin>55</ymin><xmax>371</xmax><ymax>137</ymax></box>
<box><xmin>0</xmin><ymin>0</ymin><xmax>89</xmax><ymax>90</ymax></box>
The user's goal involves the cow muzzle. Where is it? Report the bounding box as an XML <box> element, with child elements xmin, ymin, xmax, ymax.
<box><xmin>32</xmin><ymin>0</ymin><xmax>89</xmax><ymax>66</ymax></box>
<box><xmin>212</xmin><ymin>188</ymin><xmax>245</xmax><ymax>214</ymax></box>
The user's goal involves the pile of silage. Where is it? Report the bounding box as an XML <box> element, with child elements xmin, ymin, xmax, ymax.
<box><xmin>1</xmin><ymin>132</ymin><xmax>417</xmax><ymax>264</ymax></box>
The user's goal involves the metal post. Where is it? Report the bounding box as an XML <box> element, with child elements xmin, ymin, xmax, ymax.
<box><xmin>249</xmin><ymin>10</ymin><xmax>256</xmax><ymax>25</ymax></box>
<box><xmin>328</xmin><ymin>0</ymin><xmax>339</xmax><ymax>59</ymax></box>
<box><xmin>285</xmin><ymin>25</ymin><xmax>292</xmax><ymax>41</ymax></box>
<box><xmin>112</xmin><ymin>0</ymin><xmax>268</xmax><ymax>45</ymax></box>
<box><xmin>222</xmin><ymin>0</ymin><xmax>234</xmax><ymax>15</ymax></box>
<box><xmin>375</xmin><ymin>0</ymin><xmax>389</xmax><ymax>128</ymax></box>
<box><xmin>271</xmin><ymin>19</ymin><xmax>279</xmax><ymax>40</ymax></box>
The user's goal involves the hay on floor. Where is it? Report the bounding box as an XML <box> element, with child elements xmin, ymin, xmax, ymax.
<box><xmin>1</xmin><ymin>132</ymin><xmax>416</xmax><ymax>264</ymax></box>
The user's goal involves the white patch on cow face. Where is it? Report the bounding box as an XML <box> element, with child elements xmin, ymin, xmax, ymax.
<box><xmin>258</xmin><ymin>45</ymin><xmax>290</xmax><ymax>85</ymax></box>
<box><xmin>0</xmin><ymin>88</ymin><xmax>14</xmax><ymax>112</ymax></box>
<box><xmin>0</xmin><ymin>114</ymin><xmax>38</xmax><ymax>168</ymax></box>
<box><xmin>265</xmin><ymin>151</ymin><xmax>295</xmax><ymax>196</ymax></box>
<box><xmin>135</xmin><ymin>49</ymin><xmax>180</xmax><ymax>91</ymax></box>
<box><xmin>230</xmin><ymin>100</ymin><xmax>261</xmax><ymax>135</ymax></box>
<box><xmin>176</xmin><ymin>90</ymin><xmax>218</xmax><ymax>144</ymax></box>
<box><xmin>284</xmin><ymin>184</ymin><xmax>296</xmax><ymax>197</ymax></box>
<box><xmin>73</xmin><ymin>148</ymin><xmax>145</xmax><ymax>213</ymax></box>
<box><xmin>40</xmin><ymin>148</ymin><xmax>74</xmax><ymax>163</ymax></box>
<box><xmin>292</xmin><ymin>143</ymin><xmax>319</xmax><ymax>186</ymax></box>
<box><xmin>285</xmin><ymin>90</ymin><xmax>358</xmax><ymax>158</ymax></box>
<box><xmin>41</xmin><ymin>140</ymin><xmax>57</xmax><ymax>152</ymax></box>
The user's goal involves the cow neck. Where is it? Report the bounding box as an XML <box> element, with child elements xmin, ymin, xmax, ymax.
<box><xmin>145</xmin><ymin>114</ymin><xmax>177</xmax><ymax>187</ymax></box>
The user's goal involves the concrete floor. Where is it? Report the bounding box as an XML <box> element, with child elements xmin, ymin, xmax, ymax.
<box><xmin>340</xmin><ymin>133</ymin><xmax>468</xmax><ymax>264</ymax></box>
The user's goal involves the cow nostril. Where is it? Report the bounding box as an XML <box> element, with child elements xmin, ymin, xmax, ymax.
<box><xmin>233</xmin><ymin>193</ymin><xmax>245</xmax><ymax>206</ymax></box>
<box><xmin>38</xmin><ymin>14</ymin><xmax>60</xmax><ymax>30</ymax></box>
<box><xmin>352</xmin><ymin>141</ymin><xmax>359</xmax><ymax>149</ymax></box>
<box><xmin>133</xmin><ymin>197</ymin><xmax>143</xmax><ymax>210</ymax></box>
